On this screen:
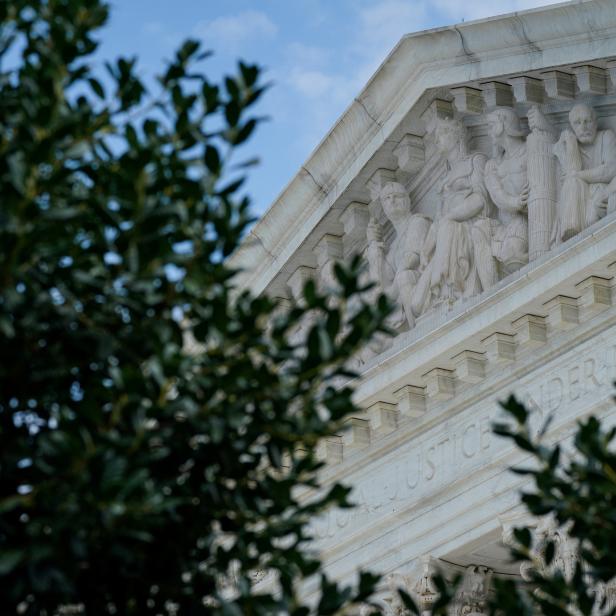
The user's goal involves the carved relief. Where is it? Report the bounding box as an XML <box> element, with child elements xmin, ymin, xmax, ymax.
<box><xmin>366</xmin><ymin>181</ymin><xmax>431</xmax><ymax>330</ymax></box>
<box><xmin>483</xmin><ymin>108</ymin><xmax>529</xmax><ymax>274</ymax></box>
<box><xmin>286</xmin><ymin>71</ymin><xmax>616</xmax><ymax>358</ymax></box>
<box><xmin>375</xmin><ymin>559</ymin><xmax>493</xmax><ymax>616</ymax></box>
<box><xmin>413</xmin><ymin>117</ymin><xmax>494</xmax><ymax>314</ymax></box>
<box><xmin>366</xmin><ymin>101</ymin><xmax>615</xmax><ymax>334</ymax></box>
<box><xmin>412</xmin><ymin>558</ymin><xmax>440</xmax><ymax>616</ymax></box>
<box><xmin>595</xmin><ymin>579</ymin><xmax>616</xmax><ymax>616</ymax></box>
<box><xmin>533</xmin><ymin>518</ymin><xmax>579</xmax><ymax>582</ymax></box>
<box><xmin>551</xmin><ymin>103</ymin><xmax>616</xmax><ymax>242</ymax></box>
<box><xmin>506</xmin><ymin>518</ymin><xmax>616</xmax><ymax>615</ymax></box>
<box><xmin>286</xmin><ymin>265</ymin><xmax>317</xmax><ymax>346</ymax></box>
<box><xmin>355</xmin><ymin>574</ymin><xmax>410</xmax><ymax>616</ymax></box>
<box><xmin>454</xmin><ymin>565</ymin><xmax>492</xmax><ymax>616</ymax></box>
<box><xmin>356</xmin><ymin>561</ymin><xmax>439</xmax><ymax>616</ymax></box>
<box><xmin>314</xmin><ymin>233</ymin><xmax>344</xmax><ymax>293</ymax></box>
<box><xmin>526</xmin><ymin>105</ymin><xmax>557</xmax><ymax>260</ymax></box>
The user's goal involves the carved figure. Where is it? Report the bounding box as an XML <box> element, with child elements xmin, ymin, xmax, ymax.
<box><xmin>366</xmin><ymin>182</ymin><xmax>431</xmax><ymax>329</ymax></box>
<box><xmin>551</xmin><ymin>103</ymin><xmax>616</xmax><ymax>241</ymax></box>
<box><xmin>413</xmin><ymin>117</ymin><xmax>493</xmax><ymax>313</ymax></box>
<box><xmin>412</xmin><ymin>560</ymin><xmax>439</xmax><ymax>616</ymax></box>
<box><xmin>527</xmin><ymin>105</ymin><xmax>557</xmax><ymax>260</ymax></box>
<box><xmin>455</xmin><ymin>565</ymin><xmax>492</xmax><ymax>616</ymax></box>
<box><xmin>355</xmin><ymin>573</ymin><xmax>413</xmax><ymax>615</ymax></box>
<box><xmin>483</xmin><ymin>108</ymin><xmax>529</xmax><ymax>274</ymax></box>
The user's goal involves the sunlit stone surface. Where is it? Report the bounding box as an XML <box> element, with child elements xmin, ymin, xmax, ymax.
<box><xmin>232</xmin><ymin>1</ymin><xmax>616</xmax><ymax>611</ymax></box>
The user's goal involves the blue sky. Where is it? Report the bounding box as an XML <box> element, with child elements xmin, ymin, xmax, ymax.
<box><xmin>99</xmin><ymin>0</ymin><xmax>562</xmax><ymax>216</ymax></box>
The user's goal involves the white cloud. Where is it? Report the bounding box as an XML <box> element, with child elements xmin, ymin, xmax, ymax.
<box><xmin>280</xmin><ymin>1</ymin><xmax>420</xmax><ymax>155</ymax></box>
<box><xmin>340</xmin><ymin>1</ymin><xmax>432</xmax><ymax>92</ymax></box>
<box><xmin>140</xmin><ymin>20</ymin><xmax>183</xmax><ymax>57</ymax></box>
<box><xmin>277</xmin><ymin>0</ymin><xmax>565</xmax><ymax>180</ymax></box>
<box><xmin>358</xmin><ymin>0</ymin><xmax>430</xmax><ymax>51</ymax></box>
<box><xmin>193</xmin><ymin>10</ymin><xmax>278</xmax><ymax>50</ymax></box>
<box><xmin>286</xmin><ymin>42</ymin><xmax>330</xmax><ymax>68</ymax></box>
<box><xmin>288</xmin><ymin>68</ymin><xmax>334</xmax><ymax>98</ymax></box>
<box><xmin>284</xmin><ymin>1</ymin><xmax>422</xmax><ymax>106</ymax></box>
<box><xmin>359</xmin><ymin>0</ymin><xmax>414</xmax><ymax>32</ymax></box>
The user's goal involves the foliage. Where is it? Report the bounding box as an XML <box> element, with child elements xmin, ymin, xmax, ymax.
<box><xmin>0</xmin><ymin>1</ymin><xmax>391</xmax><ymax>614</ymax></box>
<box><xmin>397</xmin><ymin>394</ymin><xmax>616</xmax><ymax>616</ymax></box>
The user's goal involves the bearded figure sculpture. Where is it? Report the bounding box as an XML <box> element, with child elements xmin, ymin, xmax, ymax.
<box><xmin>551</xmin><ymin>103</ymin><xmax>616</xmax><ymax>241</ymax></box>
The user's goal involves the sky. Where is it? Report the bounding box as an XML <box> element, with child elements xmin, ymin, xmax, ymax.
<box><xmin>99</xmin><ymin>0</ymin><xmax>564</xmax><ymax>216</ymax></box>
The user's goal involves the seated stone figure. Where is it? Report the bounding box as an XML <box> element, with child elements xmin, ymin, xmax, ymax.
<box><xmin>552</xmin><ymin>103</ymin><xmax>616</xmax><ymax>241</ymax></box>
<box><xmin>482</xmin><ymin>108</ymin><xmax>529</xmax><ymax>274</ymax></box>
<box><xmin>366</xmin><ymin>182</ymin><xmax>431</xmax><ymax>330</ymax></box>
<box><xmin>413</xmin><ymin>116</ymin><xmax>494</xmax><ymax>315</ymax></box>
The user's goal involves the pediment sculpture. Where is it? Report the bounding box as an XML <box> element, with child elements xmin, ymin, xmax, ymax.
<box><xmin>366</xmin><ymin>181</ymin><xmax>431</xmax><ymax>330</ymax></box>
<box><xmin>549</xmin><ymin>103</ymin><xmax>616</xmax><ymax>241</ymax></box>
<box><xmin>508</xmin><ymin>518</ymin><xmax>616</xmax><ymax>615</ymax></box>
<box><xmin>414</xmin><ymin>117</ymin><xmax>495</xmax><ymax>313</ymax></box>
<box><xmin>360</xmin><ymin>99</ymin><xmax>616</xmax><ymax>342</ymax></box>
<box><xmin>354</xmin><ymin>559</ymin><xmax>493</xmax><ymax>616</ymax></box>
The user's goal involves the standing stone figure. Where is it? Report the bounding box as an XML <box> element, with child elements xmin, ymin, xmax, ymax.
<box><xmin>482</xmin><ymin>107</ymin><xmax>529</xmax><ymax>274</ymax></box>
<box><xmin>551</xmin><ymin>103</ymin><xmax>616</xmax><ymax>241</ymax></box>
<box><xmin>366</xmin><ymin>182</ymin><xmax>431</xmax><ymax>330</ymax></box>
<box><xmin>527</xmin><ymin>105</ymin><xmax>557</xmax><ymax>260</ymax></box>
<box><xmin>413</xmin><ymin>117</ymin><xmax>493</xmax><ymax>314</ymax></box>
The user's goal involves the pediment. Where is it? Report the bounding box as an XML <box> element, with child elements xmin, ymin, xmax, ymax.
<box><xmin>231</xmin><ymin>1</ymin><xmax>616</xmax><ymax>296</ymax></box>
<box><xmin>232</xmin><ymin>2</ymin><xmax>616</xmax><ymax>366</ymax></box>
<box><xmin>241</xmin><ymin>1</ymin><xmax>616</xmax><ymax>603</ymax></box>
<box><xmin>230</xmin><ymin>1</ymin><xmax>616</xmax><ymax>410</ymax></box>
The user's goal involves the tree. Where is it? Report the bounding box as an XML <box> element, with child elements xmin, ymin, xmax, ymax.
<box><xmin>396</xmin><ymin>395</ymin><xmax>616</xmax><ymax>616</ymax></box>
<box><xmin>0</xmin><ymin>1</ymin><xmax>391</xmax><ymax>614</ymax></box>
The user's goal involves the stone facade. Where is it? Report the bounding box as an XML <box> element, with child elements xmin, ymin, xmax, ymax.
<box><xmin>232</xmin><ymin>1</ymin><xmax>616</xmax><ymax>611</ymax></box>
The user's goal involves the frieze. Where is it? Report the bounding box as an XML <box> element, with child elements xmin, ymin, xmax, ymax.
<box><xmin>311</xmin><ymin>332</ymin><xmax>616</xmax><ymax>551</ymax></box>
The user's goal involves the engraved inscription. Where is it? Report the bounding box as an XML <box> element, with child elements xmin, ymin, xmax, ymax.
<box><xmin>313</xmin><ymin>338</ymin><xmax>616</xmax><ymax>547</ymax></box>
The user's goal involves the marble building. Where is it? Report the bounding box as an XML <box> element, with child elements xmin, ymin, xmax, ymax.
<box><xmin>230</xmin><ymin>1</ymin><xmax>616</xmax><ymax>612</ymax></box>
